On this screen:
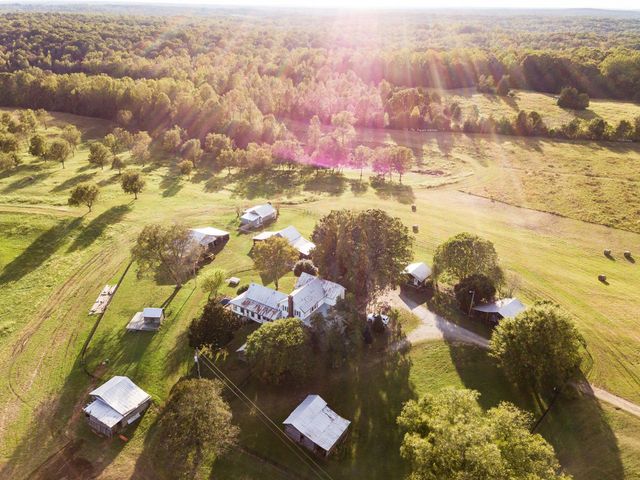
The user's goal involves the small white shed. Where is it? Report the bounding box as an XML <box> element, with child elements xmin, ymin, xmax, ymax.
<box><xmin>403</xmin><ymin>262</ymin><xmax>432</xmax><ymax>288</ymax></box>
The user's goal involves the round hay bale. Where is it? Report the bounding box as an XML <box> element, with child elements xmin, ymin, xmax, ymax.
<box><xmin>603</xmin><ymin>249</ymin><xmax>611</xmax><ymax>257</ymax></box>
<box><xmin>598</xmin><ymin>274</ymin><xmax>607</xmax><ymax>282</ymax></box>
<box><xmin>411</xmin><ymin>204</ymin><xmax>417</xmax><ymax>212</ymax></box>
<box><xmin>624</xmin><ymin>250</ymin><xmax>632</xmax><ymax>259</ymax></box>
<box><xmin>412</xmin><ymin>225</ymin><xmax>419</xmax><ymax>233</ymax></box>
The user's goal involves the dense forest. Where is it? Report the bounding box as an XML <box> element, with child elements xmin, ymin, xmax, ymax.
<box><xmin>1</xmin><ymin>8</ymin><xmax>640</xmax><ymax>151</ymax></box>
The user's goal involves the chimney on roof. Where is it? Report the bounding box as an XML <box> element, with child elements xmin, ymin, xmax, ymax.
<box><xmin>288</xmin><ymin>295</ymin><xmax>294</xmax><ymax>318</ymax></box>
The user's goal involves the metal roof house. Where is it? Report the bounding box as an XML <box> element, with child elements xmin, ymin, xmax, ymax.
<box><xmin>240</xmin><ymin>204</ymin><xmax>277</xmax><ymax>230</ymax></box>
<box><xmin>228</xmin><ymin>273</ymin><xmax>345</xmax><ymax>324</ymax></box>
<box><xmin>473</xmin><ymin>298</ymin><xmax>526</xmax><ymax>324</ymax></box>
<box><xmin>253</xmin><ymin>226</ymin><xmax>316</xmax><ymax>258</ymax></box>
<box><xmin>83</xmin><ymin>376</ymin><xmax>151</xmax><ymax>437</ymax></box>
<box><xmin>283</xmin><ymin>395</ymin><xmax>350</xmax><ymax>457</ymax></box>
<box><xmin>189</xmin><ymin>227</ymin><xmax>230</xmax><ymax>251</ymax></box>
<box><xmin>403</xmin><ymin>262</ymin><xmax>432</xmax><ymax>288</ymax></box>
<box><xmin>126</xmin><ymin>307</ymin><xmax>164</xmax><ymax>332</ymax></box>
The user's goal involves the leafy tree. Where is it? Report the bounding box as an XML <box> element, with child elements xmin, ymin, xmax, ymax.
<box><xmin>200</xmin><ymin>268</ymin><xmax>227</xmax><ymax>299</ymax></box>
<box><xmin>68</xmin><ymin>182</ymin><xmax>99</xmax><ymax>212</ymax></box>
<box><xmin>155</xmin><ymin>379</ymin><xmax>238</xmax><ymax>480</ymax></box>
<box><xmin>60</xmin><ymin>125</ymin><xmax>81</xmax><ymax>153</ymax></box>
<box><xmin>390</xmin><ymin>145</ymin><xmax>414</xmax><ymax>183</ymax></box>
<box><xmin>398</xmin><ymin>388</ymin><xmax>570</xmax><ymax>480</ymax></box>
<box><xmin>181</xmin><ymin>138</ymin><xmax>203</xmax><ymax>168</ymax></box>
<box><xmin>0</xmin><ymin>133</ymin><xmax>19</xmax><ymax>153</ymax></box>
<box><xmin>587</xmin><ymin>118</ymin><xmax>608</xmax><ymax>140</ymax></box>
<box><xmin>111</xmin><ymin>155</ymin><xmax>126</xmax><ymax>174</ymax></box>
<box><xmin>252</xmin><ymin>236</ymin><xmax>299</xmax><ymax>290</ymax></box>
<box><xmin>45</xmin><ymin>139</ymin><xmax>72</xmax><ymax>168</ymax></box>
<box><xmin>188</xmin><ymin>299</ymin><xmax>241</xmax><ymax>350</ymax></box>
<box><xmin>490</xmin><ymin>302</ymin><xmax>585</xmax><ymax>396</ymax></box>
<box><xmin>131</xmin><ymin>131</ymin><xmax>152</xmax><ymax>166</ymax></box>
<box><xmin>245</xmin><ymin>318</ymin><xmax>312</xmax><ymax>384</ymax></box>
<box><xmin>162</xmin><ymin>125</ymin><xmax>184</xmax><ymax>153</ymax></box>
<box><xmin>293</xmin><ymin>259</ymin><xmax>318</xmax><ymax>277</ymax></box>
<box><xmin>88</xmin><ymin>142</ymin><xmax>112</xmax><ymax>169</ymax></box>
<box><xmin>120</xmin><ymin>170</ymin><xmax>145</xmax><ymax>199</ymax></box>
<box><xmin>432</xmin><ymin>232</ymin><xmax>503</xmax><ymax>286</ymax></box>
<box><xmin>352</xmin><ymin>145</ymin><xmax>373</xmax><ymax>180</ymax></box>
<box><xmin>217</xmin><ymin>148</ymin><xmax>237</xmax><ymax>174</ymax></box>
<box><xmin>28</xmin><ymin>134</ymin><xmax>46</xmax><ymax>158</ymax></box>
<box><xmin>178</xmin><ymin>159</ymin><xmax>194</xmax><ymax>176</ymax></box>
<box><xmin>614</xmin><ymin>119</ymin><xmax>633</xmax><ymax>140</ymax></box>
<box><xmin>312</xmin><ymin>209</ymin><xmax>413</xmax><ymax>304</ymax></box>
<box><xmin>131</xmin><ymin>223</ymin><xmax>200</xmax><ymax>286</ymax></box>
<box><xmin>0</xmin><ymin>152</ymin><xmax>21</xmax><ymax>171</ymax></box>
<box><xmin>112</xmin><ymin>127</ymin><xmax>134</xmax><ymax>151</ymax></box>
<box><xmin>557</xmin><ymin>86</ymin><xmax>589</xmax><ymax>110</ymax></box>
<box><xmin>204</xmin><ymin>133</ymin><xmax>233</xmax><ymax>159</ymax></box>
<box><xmin>496</xmin><ymin>75</ymin><xmax>510</xmax><ymax>96</ymax></box>
<box><xmin>453</xmin><ymin>274</ymin><xmax>497</xmax><ymax>313</ymax></box>
<box><xmin>102</xmin><ymin>133</ymin><xmax>119</xmax><ymax>153</ymax></box>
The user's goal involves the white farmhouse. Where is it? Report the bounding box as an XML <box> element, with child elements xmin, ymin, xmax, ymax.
<box><xmin>229</xmin><ymin>273</ymin><xmax>345</xmax><ymax>324</ymax></box>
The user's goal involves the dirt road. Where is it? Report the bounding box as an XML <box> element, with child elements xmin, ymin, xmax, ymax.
<box><xmin>386</xmin><ymin>289</ymin><xmax>640</xmax><ymax>420</ymax></box>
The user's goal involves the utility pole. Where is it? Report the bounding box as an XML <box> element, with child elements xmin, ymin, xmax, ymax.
<box><xmin>194</xmin><ymin>348</ymin><xmax>201</xmax><ymax>379</ymax></box>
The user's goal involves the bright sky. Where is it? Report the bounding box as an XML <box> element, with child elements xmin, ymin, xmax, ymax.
<box><xmin>121</xmin><ymin>0</ymin><xmax>640</xmax><ymax>9</ymax></box>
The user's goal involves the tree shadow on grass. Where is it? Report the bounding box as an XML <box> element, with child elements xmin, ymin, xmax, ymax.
<box><xmin>67</xmin><ymin>204</ymin><xmax>131</xmax><ymax>252</ymax></box>
<box><xmin>234</xmin><ymin>169</ymin><xmax>302</xmax><ymax>199</ymax></box>
<box><xmin>370</xmin><ymin>180</ymin><xmax>415</xmax><ymax>204</ymax></box>
<box><xmin>302</xmin><ymin>171</ymin><xmax>347</xmax><ymax>196</ymax></box>
<box><xmin>160</xmin><ymin>173</ymin><xmax>183</xmax><ymax>198</ymax></box>
<box><xmin>0</xmin><ymin>217</ymin><xmax>82</xmax><ymax>285</ymax></box>
<box><xmin>50</xmin><ymin>172</ymin><xmax>96</xmax><ymax>193</ymax></box>
<box><xmin>96</xmin><ymin>173</ymin><xmax>121</xmax><ymax>187</ymax></box>
<box><xmin>349</xmin><ymin>179</ymin><xmax>369</xmax><ymax>196</ymax></box>
<box><xmin>1</xmin><ymin>171</ymin><xmax>51</xmax><ymax>193</ymax></box>
<box><xmin>446</xmin><ymin>343</ymin><xmax>624</xmax><ymax>480</ymax></box>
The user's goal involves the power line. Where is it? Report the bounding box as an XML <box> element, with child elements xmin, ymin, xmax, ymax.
<box><xmin>198</xmin><ymin>354</ymin><xmax>335</xmax><ymax>480</ymax></box>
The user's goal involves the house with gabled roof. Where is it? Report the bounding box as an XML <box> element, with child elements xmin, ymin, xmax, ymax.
<box><xmin>403</xmin><ymin>262</ymin><xmax>432</xmax><ymax>288</ymax></box>
<box><xmin>229</xmin><ymin>273</ymin><xmax>345</xmax><ymax>324</ymax></box>
<box><xmin>83</xmin><ymin>376</ymin><xmax>151</xmax><ymax>437</ymax></box>
<box><xmin>189</xmin><ymin>227</ymin><xmax>230</xmax><ymax>252</ymax></box>
<box><xmin>240</xmin><ymin>204</ymin><xmax>277</xmax><ymax>230</ymax></box>
<box><xmin>283</xmin><ymin>394</ymin><xmax>350</xmax><ymax>457</ymax></box>
<box><xmin>253</xmin><ymin>225</ymin><xmax>315</xmax><ymax>258</ymax></box>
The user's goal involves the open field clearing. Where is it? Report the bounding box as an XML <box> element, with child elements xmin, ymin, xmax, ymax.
<box><xmin>441</xmin><ymin>89</ymin><xmax>640</xmax><ymax>129</ymax></box>
<box><xmin>0</xmin><ymin>110</ymin><xmax>639</xmax><ymax>478</ymax></box>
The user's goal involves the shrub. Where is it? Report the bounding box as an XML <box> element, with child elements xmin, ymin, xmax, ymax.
<box><xmin>293</xmin><ymin>259</ymin><xmax>318</xmax><ymax>277</ymax></box>
<box><xmin>557</xmin><ymin>86</ymin><xmax>589</xmax><ymax>110</ymax></box>
<box><xmin>236</xmin><ymin>284</ymin><xmax>249</xmax><ymax>295</ymax></box>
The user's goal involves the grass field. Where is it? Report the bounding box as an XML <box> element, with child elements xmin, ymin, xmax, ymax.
<box><xmin>0</xmin><ymin>109</ymin><xmax>639</xmax><ymax>479</ymax></box>
<box><xmin>441</xmin><ymin>88</ymin><xmax>640</xmax><ymax>129</ymax></box>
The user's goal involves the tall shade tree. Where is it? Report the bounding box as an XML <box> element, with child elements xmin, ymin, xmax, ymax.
<box><xmin>180</xmin><ymin>138</ymin><xmax>203</xmax><ymax>168</ymax></box>
<box><xmin>200</xmin><ymin>267</ymin><xmax>227</xmax><ymax>299</ymax></box>
<box><xmin>252</xmin><ymin>236</ymin><xmax>299</xmax><ymax>290</ymax></box>
<box><xmin>311</xmin><ymin>209</ymin><xmax>413</xmax><ymax>305</ymax></box>
<box><xmin>60</xmin><ymin>125</ymin><xmax>81</xmax><ymax>153</ymax></box>
<box><xmin>111</xmin><ymin>155</ymin><xmax>126</xmax><ymax>174</ymax></box>
<box><xmin>155</xmin><ymin>379</ymin><xmax>238</xmax><ymax>480</ymax></box>
<box><xmin>45</xmin><ymin>139</ymin><xmax>72</xmax><ymax>168</ymax></box>
<box><xmin>28</xmin><ymin>134</ymin><xmax>46</xmax><ymax>158</ymax></box>
<box><xmin>352</xmin><ymin>145</ymin><xmax>373</xmax><ymax>180</ymax></box>
<box><xmin>204</xmin><ymin>132</ymin><xmax>233</xmax><ymax>159</ymax></box>
<box><xmin>390</xmin><ymin>145</ymin><xmax>414</xmax><ymax>183</ymax></box>
<box><xmin>188</xmin><ymin>299</ymin><xmax>241</xmax><ymax>350</ymax></box>
<box><xmin>68</xmin><ymin>182</ymin><xmax>99</xmax><ymax>212</ymax></box>
<box><xmin>131</xmin><ymin>131</ymin><xmax>152</xmax><ymax>166</ymax></box>
<box><xmin>120</xmin><ymin>170</ymin><xmax>145</xmax><ymax>199</ymax></box>
<box><xmin>398</xmin><ymin>388</ymin><xmax>571</xmax><ymax>480</ymax></box>
<box><xmin>88</xmin><ymin>142</ymin><xmax>112</xmax><ymax>170</ymax></box>
<box><xmin>432</xmin><ymin>232</ymin><xmax>503</xmax><ymax>286</ymax></box>
<box><xmin>162</xmin><ymin>125</ymin><xmax>184</xmax><ymax>153</ymax></box>
<box><xmin>217</xmin><ymin>148</ymin><xmax>237</xmax><ymax>174</ymax></box>
<box><xmin>490</xmin><ymin>302</ymin><xmax>586</xmax><ymax>397</ymax></box>
<box><xmin>131</xmin><ymin>223</ymin><xmax>200</xmax><ymax>286</ymax></box>
<box><xmin>245</xmin><ymin>317</ymin><xmax>312</xmax><ymax>384</ymax></box>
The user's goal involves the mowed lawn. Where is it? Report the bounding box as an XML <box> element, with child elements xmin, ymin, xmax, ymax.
<box><xmin>0</xmin><ymin>110</ymin><xmax>639</xmax><ymax>478</ymax></box>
